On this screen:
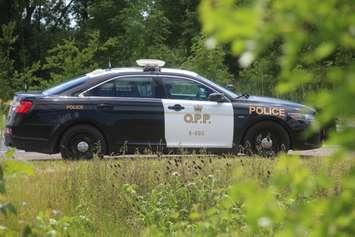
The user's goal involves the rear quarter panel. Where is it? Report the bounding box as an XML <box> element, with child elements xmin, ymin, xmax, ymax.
<box><xmin>8</xmin><ymin>96</ymin><xmax>109</xmax><ymax>153</ymax></box>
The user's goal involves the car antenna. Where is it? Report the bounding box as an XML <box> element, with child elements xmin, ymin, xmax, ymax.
<box><xmin>108</xmin><ymin>57</ymin><xmax>112</xmax><ymax>69</ymax></box>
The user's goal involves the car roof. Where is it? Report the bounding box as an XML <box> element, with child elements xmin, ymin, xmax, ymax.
<box><xmin>85</xmin><ymin>67</ymin><xmax>199</xmax><ymax>78</ymax></box>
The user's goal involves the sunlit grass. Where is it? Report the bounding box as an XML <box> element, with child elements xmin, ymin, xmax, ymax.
<box><xmin>1</xmin><ymin>155</ymin><xmax>353</xmax><ymax>236</ymax></box>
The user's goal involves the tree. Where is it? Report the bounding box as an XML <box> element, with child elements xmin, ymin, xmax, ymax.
<box><xmin>85</xmin><ymin>0</ymin><xmax>128</xmax><ymax>39</ymax></box>
<box><xmin>159</xmin><ymin>0</ymin><xmax>200</xmax><ymax>50</ymax></box>
<box><xmin>41</xmin><ymin>31</ymin><xmax>117</xmax><ymax>88</ymax></box>
<box><xmin>238</xmin><ymin>42</ymin><xmax>282</xmax><ymax>98</ymax></box>
<box><xmin>182</xmin><ymin>34</ymin><xmax>233</xmax><ymax>85</ymax></box>
<box><xmin>0</xmin><ymin>22</ymin><xmax>21</xmax><ymax>99</ymax></box>
<box><xmin>117</xmin><ymin>0</ymin><xmax>172</xmax><ymax>65</ymax></box>
<box><xmin>4</xmin><ymin>0</ymin><xmax>75</xmax><ymax>67</ymax></box>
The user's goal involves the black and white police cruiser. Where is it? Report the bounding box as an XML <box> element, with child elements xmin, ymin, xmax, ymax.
<box><xmin>4</xmin><ymin>59</ymin><xmax>325</xmax><ymax>159</ymax></box>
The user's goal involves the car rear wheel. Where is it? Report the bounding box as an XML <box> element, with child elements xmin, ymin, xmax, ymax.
<box><xmin>60</xmin><ymin>125</ymin><xmax>106</xmax><ymax>160</ymax></box>
<box><xmin>242</xmin><ymin>121</ymin><xmax>290</xmax><ymax>157</ymax></box>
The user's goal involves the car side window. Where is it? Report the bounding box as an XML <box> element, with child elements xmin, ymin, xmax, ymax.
<box><xmin>85</xmin><ymin>77</ymin><xmax>156</xmax><ymax>98</ymax></box>
<box><xmin>162</xmin><ymin>77</ymin><xmax>214</xmax><ymax>101</ymax></box>
<box><xmin>85</xmin><ymin>81</ymin><xmax>115</xmax><ymax>97</ymax></box>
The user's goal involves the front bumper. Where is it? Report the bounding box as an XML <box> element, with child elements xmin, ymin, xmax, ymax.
<box><xmin>287</xmin><ymin>114</ymin><xmax>332</xmax><ymax>150</ymax></box>
<box><xmin>291</xmin><ymin>125</ymin><xmax>331</xmax><ymax>150</ymax></box>
<box><xmin>292</xmin><ymin>130</ymin><xmax>322</xmax><ymax>150</ymax></box>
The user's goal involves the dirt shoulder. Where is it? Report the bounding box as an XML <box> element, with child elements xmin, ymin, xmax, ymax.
<box><xmin>0</xmin><ymin>147</ymin><xmax>337</xmax><ymax>161</ymax></box>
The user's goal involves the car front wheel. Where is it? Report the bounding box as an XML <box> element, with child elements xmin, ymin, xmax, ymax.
<box><xmin>59</xmin><ymin>125</ymin><xmax>106</xmax><ymax>160</ymax></box>
<box><xmin>242</xmin><ymin>121</ymin><xmax>290</xmax><ymax>157</ymax></box>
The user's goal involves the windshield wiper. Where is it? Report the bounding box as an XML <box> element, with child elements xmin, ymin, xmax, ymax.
<box><xmin>234</xmin><ymin>94</ymin><xmax>250</xmax><ymax>100</ymax></box>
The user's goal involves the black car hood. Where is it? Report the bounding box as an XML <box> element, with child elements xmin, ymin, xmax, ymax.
<box><xmin>239</xmin><ymin>95</ymin><xmax>315</xmax><ymax>113</ymax></box>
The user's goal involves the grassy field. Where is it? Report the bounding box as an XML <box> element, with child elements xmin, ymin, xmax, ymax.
<box><xmin>1</xmin><ymin>154</ymin><xmax>354</xmax><ymax>236</ymax></box>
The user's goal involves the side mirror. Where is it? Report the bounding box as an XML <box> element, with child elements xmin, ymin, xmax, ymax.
<box><xmin>208</xmin><ymin>92</ymin><xmax>225</xmax><ymax>102</ymax></box>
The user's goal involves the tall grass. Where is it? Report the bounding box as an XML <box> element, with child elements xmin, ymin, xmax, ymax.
<box><xmin>1</xmin><ymin>155</ymin><xmax>353</xmax><ymax>236</ymax></box>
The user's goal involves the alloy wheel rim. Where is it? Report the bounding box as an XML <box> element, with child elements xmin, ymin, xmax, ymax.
<box><xmin>77</xmin><ymin>141</ymin><xmax>89</xmax><ymax>153</ymax></box>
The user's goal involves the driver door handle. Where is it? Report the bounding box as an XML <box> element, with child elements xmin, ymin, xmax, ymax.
<box><xmin>168</xmin><ymin>104</ymin><xmax>185</xmax><ymax>111</ymax></box>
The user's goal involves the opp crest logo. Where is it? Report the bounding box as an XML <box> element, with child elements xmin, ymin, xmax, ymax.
<box><xmin>184</xmin><ymin>104</ymin><xmax>211</xmax><ymax>124</ymax></box>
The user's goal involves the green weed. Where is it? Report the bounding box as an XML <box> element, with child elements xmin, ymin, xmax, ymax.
<box><xmin>0</xmin><ymin>155</ymin><xmax>353</xmax><ymax>236</ymax></box>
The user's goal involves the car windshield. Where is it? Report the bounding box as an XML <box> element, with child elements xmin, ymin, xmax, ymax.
<box><xmin>43</xmin><ymin>75</ymin><xmax>88</xmax><ymax>95</ymax></box>
<box><xmin>198</xmin><ymin>75</ymin><xmax>239</xmax><ymax>99</ymax></box>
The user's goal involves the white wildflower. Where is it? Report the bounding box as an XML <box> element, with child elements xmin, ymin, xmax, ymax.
<box><xmin>205</xmin><ymin>37</ymin><xmax>217</xmax><ymax>49</ymax></box>
<box><xmin>239</xmin><ymin>51</ymin><xmax>254</xmax><ymax>68</ymax></box>
<box><xmin>258</xmin><ymin>216</ymin><xmax>272</xmax><ymax>228</ymax></box>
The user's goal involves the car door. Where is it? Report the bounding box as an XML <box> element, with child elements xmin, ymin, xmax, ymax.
<box><xmin>161</xmin><ymin>76</ymin><xmax>234</xmax><ymax>148</ymax></box>
<box><xmin>83</xmin><ymin>75</ymin><xmax>165</xmax><ymax>151</ymax></box>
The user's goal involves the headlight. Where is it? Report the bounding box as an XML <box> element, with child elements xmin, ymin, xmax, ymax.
<box><xmin>288</xmin><ymin>112</ymin><xmax>315</xmax><ymax>122</ymax></box>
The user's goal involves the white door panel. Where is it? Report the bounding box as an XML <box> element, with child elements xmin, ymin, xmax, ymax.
<box><xmin>162</xmin><ymin>99</ymin><xmax>234</xmax><ymax>148</ymax></box>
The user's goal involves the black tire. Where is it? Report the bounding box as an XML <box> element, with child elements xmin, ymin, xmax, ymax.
<box><xmin>59</xmin><ymin>125</ymin><xmax>107</xmax><ymax>160</ymax></box>
<box><xmin>242</xmin><ymin>121</ymin><xmax>290</xmax><ymax>157</ymax></box>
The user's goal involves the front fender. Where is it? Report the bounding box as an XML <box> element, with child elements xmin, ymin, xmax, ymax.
<box><xmin>235</xmin><ymin>114</ymin><xmax>293</xmax><ymax>147</ymax></box>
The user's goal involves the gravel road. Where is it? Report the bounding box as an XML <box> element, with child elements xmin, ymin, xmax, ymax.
<box><xmin>1</xmin><ymin>145</ymin><xmax>337</xmax><ymax>161</ymax></box>
<box><xmin>0</xmin><ymin>130</ymin><xmax>337</xmax><ymax>160</ymax></box>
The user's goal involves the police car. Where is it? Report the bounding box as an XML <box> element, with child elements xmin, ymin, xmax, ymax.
<box><xmin>4</xmin><ymin>59</ymin><xmax>323</xmax><ymax>159</ymax></box>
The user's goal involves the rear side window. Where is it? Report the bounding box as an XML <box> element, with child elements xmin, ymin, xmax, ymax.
<box><xmin>43</xmin><ymin>75</ymin><xmax>88</xmax><ymax>95</ymax></box>
<box><xmin>162</xmin><ymin>77</ymin><xmax>214</xmax><ymax>101</ymax></box>
<box><xmin>85</xmin><ymin>77</ymin><xmax>156</xmax><ymax>98</ymax></box>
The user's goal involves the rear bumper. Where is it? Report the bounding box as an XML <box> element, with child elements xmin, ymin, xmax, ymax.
<box><xmin>4</xmin><ymin>133</ymin><xmax>53</xmax><ymax>154</ymax></box>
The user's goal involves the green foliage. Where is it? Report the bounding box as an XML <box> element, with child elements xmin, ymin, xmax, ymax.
<box><xmin>118</xmin><ymin>0</ymin><xmax>171</xmax><ymax>63</ymax></box>
<box><xmin>0</xmin><ymin>0</ymin><xmax>234</xmax><ymax>98</ymax></box>
<box><xmin>122</xmin><ymin>173</ymin><xmax>225</xmax><ymax>233</ymax></box>
<box><xmin>182</xmin><ymin>35</ymin><xmax>234</xmax><ymax>85</ymax></box>
<box><xmin>0</xmin><ymin>112</ymin><xmax>34</xmax><ymax>231</ymax></box>
<box><xmin>0</xmin><ymin>22</ymin><xmax>20</xmax><ymax>99</ymax></box>
<box><xmin>0</xmin><ymin>156</ymin><xmax>352</xmax><ymax>236</ymax></box>
<box><xmin>22</xmin><ymin>212</ymin><xmax>95</xmax><ymax>237</ymax></box>
<box><xmin>0</xmin><ymin>22</ymin><xmax>41</xmax><ymax>99</ymax></box>
<box><xmin>197</xmin><ymin>3</ymin><xmax>355</xmax><ymax>234</ymax></box>
<box><xmin>200</xmin><ymin>0</ymin><xmax>355</xmax><ymax>147</ymax></box>
<box><xmin>237</xmin><ymin>42</ymin><xmax>282</xmax><ymax>97</ymax></box>
<box><xmin>0</xmin><ymin>103</ymin><xmax>6</xmax><ymax>129</ymax></box>
<box><xmin>142</xmin><ymin>156</ymin><xmax>355</xmax><ymax>237</ymax></box>
<box><xmin>1</xmin><ymin>1</ymin><xmax>355</xmax><ymax>236</ymax></box>
<box><xmin>1</xmin><ymin>159</ymin><xmax>34</xmax><ymax>176</ymax></box>
<box><xmin>2</xmin><ymin>0</ymin><xmax>350</xmax><ymax>102</ymax></box>
<box><xmin>159</xmin><ymin>0</ymin><xmax>200</xmax><ymax>49</ymax></box>
<box><xmin>41</xmin><ymin>32</ymin><xmax>117</xmax><ymax>88</ymax></box>
<box><xmin>0</xmin><ymin>158</ymin><xmax>17</xmax><ymax>224</ymax></box>
<box><xmin>87</xmin><ymin>0</ymin><xmax>128</xmax><ymax>39</ymax></box>
<box><xmin>13</xmin><ymin>62</ymin><xmax>41</xmax><ymax>92</ymax></box>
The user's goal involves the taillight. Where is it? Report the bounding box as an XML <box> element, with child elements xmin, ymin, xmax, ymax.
<box><xmin>15</xmin><ymin>100</ymin><xmax>33</xmax><ymax>114</ymax></box>
<box><xmin>5</xmin><ymin>127</ymin><xmax>12</xmax><ymax>135</ymax></box>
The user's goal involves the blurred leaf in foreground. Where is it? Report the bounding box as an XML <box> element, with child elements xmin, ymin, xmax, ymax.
<box><xmin>199</xmin><ymin>0</ymin><xmax>355</xmax><ymax>149</ymax></box>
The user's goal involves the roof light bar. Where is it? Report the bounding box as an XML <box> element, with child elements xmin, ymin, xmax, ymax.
<box><xmin>136</xmin><ymin>59</ymin><xmax>165</xmax><ymax>72</ymax></box>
